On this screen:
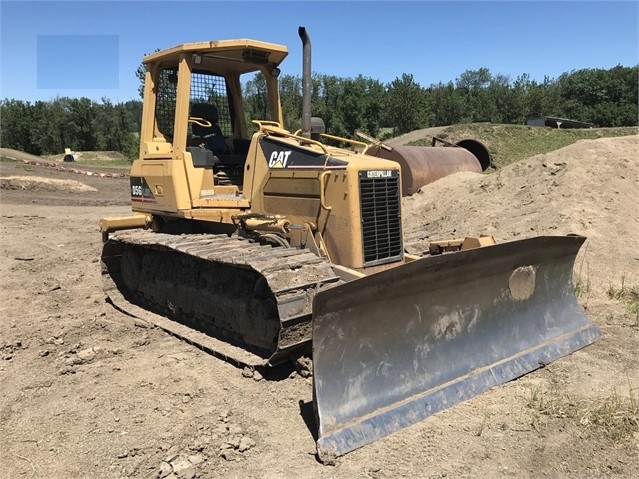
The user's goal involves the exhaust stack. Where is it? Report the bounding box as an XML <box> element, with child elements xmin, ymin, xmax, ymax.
<box><xmin>298</xmin><ymin>26</ymin><xmax>312</xmax><ymax>139</ymax></box>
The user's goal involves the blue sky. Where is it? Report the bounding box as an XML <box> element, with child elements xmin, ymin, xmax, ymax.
<box><xmin>1</xmin><ymin>1</ymin><xmax>637</xmax><ymax>103</ymax></box>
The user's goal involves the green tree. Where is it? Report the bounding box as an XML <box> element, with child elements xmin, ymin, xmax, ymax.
<box><xmin>384</xmin><ymin>73</ymin><xmax>425</xmax><ymax>135</ymax></box>
<box><xmin>122</xmin><ymin>100</ymin><xmax>143</xmax><ymax>133</ymax></box>
<box><xmin>278</xmin><ymin>74</ymin><xmax>303</xmax><ymax>132</ymax></box>
<box><xmin>33</xmin><ymin>97</ymin><xmax>70</xmax><ymax>154</ymax></box>
<box><xmin>486</xmin><ymin>74</ymin><xmax>510</xmax><ymax>123</ymax></box>
<box><xmin>454</xmin><ymin>68</ymin><xmax>496</xmax><ymax>123</ymax></box>
<box><xmin>311</xmin><ymin>74</ymin><xmax>347</xmax><ymax>136</ymax></box>
<box><xmin>425</xmin><ymin>81</ymin><xmax>466</xmax><ymax>126</ymax></box>
<box><xmin>135</xmin><ymin>49</ymin><xmax>161</xmax><ymax>99</ymax></box>
<box><xmin>0</xmin><ymin>100</ymin><xmax>35</xmax><ymax>153</ymax></box>
<box><xmin>555</xmin><ymin>65</ymin><xmax>638</xmax><ymax>126</ymax></box>
<box><xmin>67</xmin><ymin>98</ymin><xmax>97</xmax><ymax>151</ymax></box>
<box><xmin>243</xmin><ymin>72</ymin><xmax>269</xmax><ymax>124</ymax></box>
<box><xmin>340</xmin><ymin>75</ymin><xmax>384</xmax><ymax>137</ymax></box>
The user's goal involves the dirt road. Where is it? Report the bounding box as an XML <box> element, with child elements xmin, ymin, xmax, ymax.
<box><xmin>1</xmin><ymin>138</ymin><xmax>637</xmax><ymax>479</ymax></box>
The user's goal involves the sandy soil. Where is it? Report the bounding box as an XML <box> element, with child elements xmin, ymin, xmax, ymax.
<box><xmin>1</xmin><ymin>138</ymin><xmax>638</xmax><ymax>479</ymax></box>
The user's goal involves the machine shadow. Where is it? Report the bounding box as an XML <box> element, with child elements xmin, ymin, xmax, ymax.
<box><xmin>260</xmin><ymin>364</ymin><xmax>320</xmax><ymax>444</ymax></box>
<box><xmin>298</xmin><ymin>399</ymin><xmax>318</xmax><ymax>441</ymax></box>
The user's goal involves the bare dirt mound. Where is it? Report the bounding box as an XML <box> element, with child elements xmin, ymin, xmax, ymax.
<box><xmin>403</xmin><ymin>135</ymin><xmax>639</xmax><ymax>298</ymax></box>
<box><xmin>1</xmin><ymin>176</ymin><xmax>98</xmax><ymax>193</ymax></box>
<box><xmin>0</xmin><ymin>147</ymin><xmax>43</xmax><ymax>163</ymax></box>
<box><xmin>0</xmin><ymin>157</ymin><xmax>129</xmax><ymax>207</ymax></box>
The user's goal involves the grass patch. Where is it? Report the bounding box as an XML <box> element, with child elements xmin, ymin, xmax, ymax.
<box><xmin>378</xmin><ymin>127</ymin><xmax>395</xmax><ymax>141</ymax></box>
<box><xmin>606</xmin><ymin>277</ymin><xmax>639</xmax><ymax>325</ymax></box>
<box><xmin>528</xmin><ymin>384</ymin><xmax>639</xmax><ymax>442</ymax></box>
<box><xmin>406</xmin><ymin>123</ymin><xmax>638</xmax><ymax>170</ymax></box>
<box><xmin>0</xmin><ymin>157</ymin><xmax>35</xmax><ymax>172</ymax></box>
<box><xmin>574</xmin><ymin>277</ymin><xmax>591</xmax><ymax>301</ymax></box>
<box><xmin>573</xmin><ymin>247</ymin><xmax>591</xmax><ymax>307</ymax></box>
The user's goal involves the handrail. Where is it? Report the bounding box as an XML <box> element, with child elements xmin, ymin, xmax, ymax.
<box><xmin>252</xmin><ymin>120</ymin><xmax>283</xmax><ymax>129</ymax></box>
<box><xmin>255</xmin><ymin>122</ymin><xmax>330</xmax><ymax>155</ymax></box>
<box><xmin>320</xmin><ymin>133</ymin><xmax>369</xmax><ymax>150</ymax></box>
<box><xmin>319</xmin><ymin>171</ymin><xmax>332</xmax><ymax>212</ymax></box>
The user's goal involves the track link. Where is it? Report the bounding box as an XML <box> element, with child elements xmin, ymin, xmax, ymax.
<box><xmin>102</xmin><ymin>230</ymin><xmax>341</xmax><ymax>367</ymax></box>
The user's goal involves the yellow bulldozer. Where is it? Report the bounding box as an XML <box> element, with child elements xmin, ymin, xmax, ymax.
<box><xmin>100</xmin><ymin>27</ymin><xmax>600</xmax><ymax>462</ymax></box>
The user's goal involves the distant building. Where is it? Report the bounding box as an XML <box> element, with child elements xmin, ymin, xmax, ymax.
<box><xmin>527</xmin><ymin>116</ymin><xmax>594</xmax><ymax>129</ymax></box>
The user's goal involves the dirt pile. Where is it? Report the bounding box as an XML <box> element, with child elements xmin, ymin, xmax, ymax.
<box><xmin>1</xmin><ymin>175</ymin><xmax>98</xmax><ymax>193</ymax></box>
<box><xmin>403</xmin><ymin>135</ymin><xmax>639</xmax><ymax>298</ymax></box>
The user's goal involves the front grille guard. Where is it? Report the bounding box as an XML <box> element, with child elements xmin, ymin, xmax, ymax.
<box><xmin>359</xmin><ymin>171</ymin><xmax>403</xmax><ymax>267</ymax></box>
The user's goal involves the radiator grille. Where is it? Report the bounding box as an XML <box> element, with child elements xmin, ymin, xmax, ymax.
<box><xmin>359</xmin><ymin>171</ymin><xmax>403</xmax><ymax>266</ymax></box>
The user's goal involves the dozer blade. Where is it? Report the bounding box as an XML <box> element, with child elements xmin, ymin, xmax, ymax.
<box><xmin>312</xmin><ymin>235</ymin><xmax>600</xmax><ymax>461</ymax></box>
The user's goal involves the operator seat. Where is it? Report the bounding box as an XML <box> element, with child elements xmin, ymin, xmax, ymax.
<box><xmin>190</xmin><ymin>103</ymin><xmax>230</xmax><ymax>154</ymax></box>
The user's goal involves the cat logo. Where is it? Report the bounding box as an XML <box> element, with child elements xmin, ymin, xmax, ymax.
<box><xmin>268</xmin><ymin>150</ymin><xmax>292</xmax><ymax>168</ymax></box>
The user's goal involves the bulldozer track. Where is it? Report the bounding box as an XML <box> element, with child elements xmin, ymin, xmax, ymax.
<box><xmin>101</xmin><ymin>230</ymin><xmax>342</xmax><ymax>367</ymax></box>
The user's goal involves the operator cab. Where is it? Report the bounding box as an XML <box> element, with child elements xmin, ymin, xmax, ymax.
<box><xmin>139</xmin><ymin>39</ymin><xmax>288</xmax><ymax>190</ymax></box>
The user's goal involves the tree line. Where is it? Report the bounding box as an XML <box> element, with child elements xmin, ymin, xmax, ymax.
<box><xmin>245</xmin><ymin>64</ymin><xmax>637</xmax><ymax>138</ymax></box>
<box><xmin>1</xmin><ymin>64</ymin><xmax>636</xmax><ymax>158</ymax></box>
<box><xmin>0</xmin><ymin>97</ymin><xmax>141</xmax><ymax>158</ymax></box>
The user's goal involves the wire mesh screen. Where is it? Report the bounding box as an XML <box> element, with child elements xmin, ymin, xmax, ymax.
<box><xmin>155</xmin><ymin>68</ymin><xmax>178</xmax><ymax>137</ymax></box>
<box><xmin>191</xmin><ymin>72</ymin><xmax>232</xmax><ymax>137</ymax></box>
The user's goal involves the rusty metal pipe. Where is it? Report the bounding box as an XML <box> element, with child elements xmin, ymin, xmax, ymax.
<box><xmin>365</xmin><ymin>145</ymin><xmax>482</xmax><ymax>196</ymax></box>
<box><xmin>455</xmin><ymin>139</ymin><xmax>492</xmax><ymax>170</ymax></box>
